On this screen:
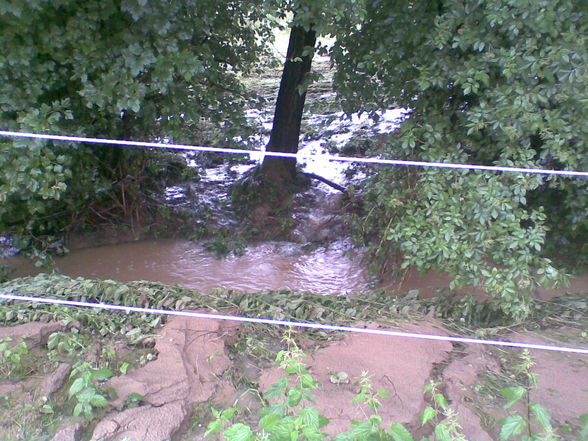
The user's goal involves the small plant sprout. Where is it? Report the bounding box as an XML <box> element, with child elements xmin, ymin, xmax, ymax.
<box><xmin>498</xmin><ymin>351</ymin><xmax>562</xmax><ymax>441</ymax></box>
<box><xmin>68</xmin><ymin>362</ymin><xmax>114</xmax><ymax>420</ymax></box>
<box><xmin>351</xmin><ymin>371</ymin><xmax>390</xmax><ymax>414</ymax></box>
<box><xmin>0</xmin><ymin>337</ymin><xmax>31</xmax><ymax>379</ymax></box>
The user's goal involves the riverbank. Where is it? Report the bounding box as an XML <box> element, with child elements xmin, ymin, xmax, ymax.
<box><xmin>0</xmin><ymin>274</ymin><xmax>586</xmax><ymax>441</ymax></box>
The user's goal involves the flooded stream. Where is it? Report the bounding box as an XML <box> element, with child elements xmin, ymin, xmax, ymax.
<box><xmin>6</xmin><ymin>239</ymin><xmax>371</xmax><ymax>295</ymax></box>
<box><xmin>1</xmin><ymin>53</ymin><xmax>586</xmax><ymax>301</ymax></box>
<box><xmin>5</xmin><ymin>237</ymin><xmax>588</xmax><ymax>299</ymax></box>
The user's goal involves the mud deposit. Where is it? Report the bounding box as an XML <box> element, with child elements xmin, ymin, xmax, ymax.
<box><xmin>1</xmin><ymin>316</ymin><xmax>586</xmax><ymax>441</ymax></box>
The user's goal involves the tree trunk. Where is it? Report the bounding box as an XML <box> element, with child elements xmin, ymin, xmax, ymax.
<box><xmin>262</xmin><ymin>25</ymin><xmax>316</xmax><ymax>184</ymax></box>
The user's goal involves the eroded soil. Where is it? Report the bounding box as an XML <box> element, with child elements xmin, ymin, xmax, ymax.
<box><xmin>1</xmin><ymin>312</ymin><xmax>586</xmax><ymax>441</ymax></box>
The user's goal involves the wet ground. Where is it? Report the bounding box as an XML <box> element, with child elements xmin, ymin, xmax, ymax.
<box><xmin>1</xmin><ymin>309</ymin><xmax>586</xmax><ymax>441</ymax></box>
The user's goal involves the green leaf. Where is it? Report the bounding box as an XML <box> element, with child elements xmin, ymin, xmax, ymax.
<box><xmin>283</xmin><ymin>359</ymin><xmax>306</xmax><ymax>375</ymax></box>
<box><xmin>297</xmin><ymin>407</ymin><xmax>320</xmax><ymax>429</ymax></box>
<box><xmin>223</xmin><ymin>423</ymin><xmax>253</xmax><ymax>441</ymax></box>
<box><xmin>271</xmin><ymin>421</ymin><xmax>296</xmax><ymax>440</ymax></box>
<box><xmin>204</xmin><ymin>420</ymin><xmax>222</xmax><ymax>436</ymax></box>
<box><xmin>421</xmin><ymin>406</ymin><xmax>437</xmax><ymax>425</ymax></box>
<box><xmin>92</xmin><ymin>368</ymin><xmax>114</xmax><ymax>380</ymax></box>
<box><xmin>68</xmin><ymin>378</ymin><xmax>86</xmax><ymax>397</ymax></box>
<box><xmin>77</xmin><ymin>387</ymin><xmax>99</xmax><ymax>403</ymax></box>
<box><xmin>499</xmin><ymin>416</ymin><xmax>526</xmax><ymax>441</ymax></box>
<box><xmin>300</xmin><ymin>373</ymin><xmax>317</xmax><ymax>389</ymax></box>
<box><xmin>333</xmin><ymin>433</ymin><xmax>354</xmax><ymax>441</ymax></box>
<box><xmin>369</xmin><ymin>414</ymin><xmax>382</xmax><ymax>429</ymax></box>
<box><xmin>119</xmin><ymin>362</ymin><xmax>129</xmax><ymax>375</ymax></box>
<box><xmin>260</xmin><ymin>402</ymin><xmax>285</xmax><ymax>418</ymax></box>
<box><xmin>433</xmin><ymin>393</ymin><xmax>448</xmax><ymax>410</ymax></box>
<box><xmin>500</xmin><ymin>387</ymin><xmax>526</xmax><ymax>409</ymax></box>
<box><xmin>47</xmin><ymin>332</ymin><xmax>60</xmax><ymax>350</ymax></box>
<box><xmin>125</xmin><ymin>392</ymin><xmax>144</xmax><ymax>404</ymax></box>
<box><xmin>529</xmin><ymin>403</ymin><xmax>551</xmax><ymax>430</ymax></box>
<box><xmin>265</xmin><ymin>377</ymin><xmax>288</xmax><ymax>400</ymax></box>
<box><xmin>73</xmin><ymin>402</ymin><xmax>84</xmax><ymax>417</ymax></box>
<box><xmin>351</xmin><ymin>391</ymin><xmax>366</xmax><ymax>404</ymax></box>
<box><xmin>259</xmin><ymin>413</ymin><xmax>281</xmax><ymax>431</ymax></box>
<box><xmin>221</xmin><ymin>407</ymin><xmax>237</xmax><ymax>421</ymax></box>
<box><xmin>377</xmin><ymin>388</ymin><xmax>390</xmax><ymax>398</ymax></box>
<box><xmin>286</xmin><ymin>388</ymin><xmax>303</xmax><ymax>407</ymax></box>
<box><xmin>434</xmin><ymin>423</ymin><xmax>451</xmax><ymax>441</ymax></box>
<box><xmin>350</xmin><ymin>421</ymin><xmax>373</xmax><ymax>439</ymax></box>
<box><xmin>388</xmin><ymin>422</ymin><xmax>415</xmax><ymax>441</ymax></box>
<box><xmin>90</xmin><ymin>394</ymin><xmax>109</xmax><ymax>407</ymax></box>
<box><xmin>83</xmin><ymin>402</ymin><xmax>93</xmax><ymax>419</ymax></box>
<box><xmin>301</xmin><ymin>424</ymin><xmax>322</xmax><ymax>441</ymax></box>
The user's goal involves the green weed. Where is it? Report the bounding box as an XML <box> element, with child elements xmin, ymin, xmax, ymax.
<box><xmin>67</xmin><ymin>362</ymin><xmax>113</xmax><ymax>421</ymax></box>
<box><xmin>0</xmin><ymin>337</ymin><xmax>32</xmax><ymax>379</ymax></box>
<box><xmin>206</xmin><ymin>340</ymin><xmax>588</xmax><ymax>441</ymax></box>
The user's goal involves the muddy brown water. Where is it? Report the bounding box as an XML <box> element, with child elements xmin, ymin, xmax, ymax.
<box><xmin>5</xmin><ymin>238</ymin><xmax>588</xmax><ymax>299</ymax></box>
<box><xmin>6</xmin><ymin>239</ymin><xmax>371</xmax><ymax>295</ymax></box>
<box><xmin>395</xmin><ymin>267</ymin><xmax>588</xmax><ymax>300</ymax></box>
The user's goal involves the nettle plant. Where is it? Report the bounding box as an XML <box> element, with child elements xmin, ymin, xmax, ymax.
<box><xmin>496</xmin><ymin>350</ymin><xmax>588</xmax><ymax>441</ymax></box>
<box><xmin>206</xmin><ymin>334</ymin><xmax>328</xmax><ymax>441</ymax></box>
<box><xmin>205</xmin><ymin>334</ymin><xmax>467</xmax><ymax>441</ymax></box>
<box><xmin>68</xmin><ymin>361</ymin><xmax>113</xmax><ymax>420</ymax></box>
<box><xmin>206</xmin><ymin>338</ymin><xmax>588</xmax><ymax>441</ymax></box>
<box><xmin>0</xmin><ymin>337</ymin><xmax>31</xmax><ymax>379</ymax></box>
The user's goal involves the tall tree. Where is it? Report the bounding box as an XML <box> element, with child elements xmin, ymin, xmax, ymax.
<box><xmin>230</xmin><ymin>0</ymin><xmax>365</xmax><ymax>237</ymax></box>
<box><xmin>258</xmin><ymin>0</ymin><xmax>364</xmax><ymax>186</ymax></box>
<box><xmin>333</xmin><ymin>0</ymin><xmax>587</xmax><ymax>319</ymax></box>
<box><xmin>262</xmin><ymin>24</ymin><xmax>316</xmax><ymax>184</ymax></box>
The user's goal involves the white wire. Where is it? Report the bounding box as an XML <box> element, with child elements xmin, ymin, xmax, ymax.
<box><xmin>1</xmin><ymin>130</ymin><xmax>587</xmax><ymax>354</ymax></box>
<box><xmin>1</xmin><ymin>293</ymin><xmax>587</xmax><ymax>355</ymax></box>
<box><xmin>1</xmin><ymin>130</ymin><xmax>587</xmax><ymax>177</ymax></box>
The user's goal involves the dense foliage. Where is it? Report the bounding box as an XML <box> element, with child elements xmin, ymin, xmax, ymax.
<box><xmin>1</xmin><ymin>0</ymin><xmax>586</xmax><ymax>320</ymax></box>
<box><xmin>333</xmin><ymin>0</ymin><xmax>588</xmax><ymax>318</ymax></box>
<box><xmin>0</xmin><ymin>0</ymin><xmax>275</xmax><ymax>253</ymax></box>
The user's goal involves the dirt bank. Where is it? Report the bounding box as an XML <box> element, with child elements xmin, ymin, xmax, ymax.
<box><xmin>1</xmin><ymin>308</ymin><xmax>586</xmax><ymax>441</ymax></box>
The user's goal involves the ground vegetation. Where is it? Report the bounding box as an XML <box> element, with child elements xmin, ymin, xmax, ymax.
<box><xmin>0</xmin><ymin>274</ymin><xmax>586</xmax><ymax>440</ymax></box>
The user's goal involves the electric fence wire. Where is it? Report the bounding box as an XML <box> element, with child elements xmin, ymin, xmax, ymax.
<box><xmin>1</xmin><ymin>130</ymin><xmax>587</xmax><ymax>356</ymax></box>
<box><xmin>1</xmin><ymin>293</ymin><xmax>587</xmax><ymax>355</ymax></box>
<box><xmin>1</xmin><ymin>130</ymin><xmax>588</xmax><ymax>177</ymax></box>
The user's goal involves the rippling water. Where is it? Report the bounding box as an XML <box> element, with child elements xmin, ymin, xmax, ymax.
<box><xmin>7</xmin><ymin>239</ymin><xmax>370</xmax><ymax>295</ymax></box>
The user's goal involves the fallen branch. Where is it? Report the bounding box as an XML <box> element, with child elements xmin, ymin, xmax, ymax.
<box><xmin>303</xmin><ymin>172</ymin><xmax>347</xmax><ymax>193</ymax></box>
